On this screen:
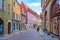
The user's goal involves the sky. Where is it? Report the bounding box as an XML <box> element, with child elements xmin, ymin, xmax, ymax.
<box><xmin>17</xmin><ymin>0</ymin><xmax>42</xmax><ymax>15</ymax></box>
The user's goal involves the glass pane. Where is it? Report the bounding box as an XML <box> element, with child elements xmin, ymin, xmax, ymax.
<box><xmin>0</xmin><ymin>24</ymin><xmax>3</xmax><ymax>32</ymax></box>
<box><xmin>0</xmin><ymin>0</ymin><xmax>2</xmax><ymax>10</ymax></box>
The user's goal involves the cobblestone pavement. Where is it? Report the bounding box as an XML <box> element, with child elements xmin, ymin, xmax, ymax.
<box><xmin>6</xmin><ymin>29</ymin><xmax>44</xmax><ymax>40</ymax></box>
<box><xmin>39</xmin><ymin>29</ymin><xmax>59</xmax><ymax>40</ymax></box>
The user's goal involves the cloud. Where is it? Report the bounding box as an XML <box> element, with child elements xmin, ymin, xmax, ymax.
<box><xmin>30</xmin><ymin>7</ymin><xmax>42</xmax><ymax>15</ymax></box>
<box><xmin>34</xmin><ymin>9</ymin><xmax>42</xmax><ymax>15</ymax></box>
<box><xmin>29</xmin><ymin>3</ymin><xmax>41</xmax><ymax>7</ymax></box>
<box><xmin>27</xmin><ymin>2</ymin><xmax>42</xmax><ymax>15</ymax></box>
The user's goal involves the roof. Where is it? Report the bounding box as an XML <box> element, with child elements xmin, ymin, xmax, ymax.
<box><xmin>21</xmin><ymin>2</ymin><xmax>39</xmax><ymax>18</ymax></box>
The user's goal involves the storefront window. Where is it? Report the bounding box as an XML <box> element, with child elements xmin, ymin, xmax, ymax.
<box><xmin>0</xmin><ymin>23</ymin><xmax>3</xmax><ymax>33</ymax></box>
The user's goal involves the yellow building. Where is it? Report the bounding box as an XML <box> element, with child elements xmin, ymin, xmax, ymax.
<box><xmin>12</xmin><ymin>0</ymin><xmax>21</xmax><ymax>32</ymax></box>
<box><xmin>0</xmin><ymin>0</ymin><xmax>13</xmax><ymax>35</ymax></box>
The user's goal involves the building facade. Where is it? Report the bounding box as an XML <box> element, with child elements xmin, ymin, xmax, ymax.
<box><xmin>21</xmin><ymin>2</ymin><xmax>26</xmax><ymax>30</ymax></box>
<box><xmin>0</xmin><ymin>0</ymin><xmax>13</xmax><ymax>35</ymax></box>
<box><xmin>21</xmin><ymin>13</ymin><xmax>26</xmax><ymax>30</ymax></box>
<box><xmin>12</xmin><ymin>0</ymin><xmax>21</xmax><ymax>33</ymax></box>
<box><xmin>38</xmin><ymin>13</ymin><xmax>43</xmax><ymax>29</ymax></box>
<box><xmin>41</xmin><ymin>0</ymin><xmax>60</xmax><ymax>37</ymax></box>
<box><xmin>26</xmin><ymin>8</ymin><xmax>39</xmax><ymax>29</ymax></box>
<box><xmin>21</xmin><ymin>2</ymin><xmax>39</xmax><ymax>29</ymax></box>
<box><xmin>50</xmin><ymin>0</ymin><xmax>60</xmax><ymax>37</ymax></box>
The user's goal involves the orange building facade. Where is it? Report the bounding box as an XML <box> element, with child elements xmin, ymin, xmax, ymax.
<box><xmin>12</xmin><ymin>0</ymin><xmax>21</xmax><ymax>32</ymax></box>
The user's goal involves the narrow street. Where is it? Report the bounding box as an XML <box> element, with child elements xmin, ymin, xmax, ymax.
<box><xmin>0</xmin><ymin>29</ymin><xmax>59</xmax><ymax>40</ymax></box>
<box><xmin>0</xmin><ymin>0</ymin><xmax>60</xmax><ymax>40</ymax></box>
<box><xmin>7</xmin><ymin>29</ymin><xmax>44</xmax><ymax>40</ymax></box>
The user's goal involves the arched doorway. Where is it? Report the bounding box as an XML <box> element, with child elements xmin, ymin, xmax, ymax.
<box><xmin>8</xmin><ymin>22</ymin><xmax>11</xmax><ymax>34</ymax></box>
<box><xmin>44</xmin><ymin>11</ymin><xmax>48</xmax><ymax>31</ymax></box>
<box><xmin>0</xmin><ymin>18</ymin><xmax>4</xmax><ymax>35</ymax></box>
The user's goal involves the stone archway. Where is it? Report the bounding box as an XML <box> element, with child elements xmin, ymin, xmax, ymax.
<box><xmin>0</xmin><ymin>18</ymin><xmax>4</xmax><ymax>35</ymax></box>
<box><xmin>8</xmin><ymin>22</ymin><xmax>11</xmax><ymax>34</ymax></box>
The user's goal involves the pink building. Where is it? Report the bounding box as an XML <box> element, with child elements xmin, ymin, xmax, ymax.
<box><xmin>27</xmin><ymin>11</ymin><xmax>39</xmax><ymax>24</ymax></box>
<box><xmin>26</xmin><ymin>8</ymin><xmax>39</xmax><ymax>29</ymax></box>
<box><xmin>21</xmin><ymin>2</ymin><xmax>39</xmax><ymax>29</ymax></box>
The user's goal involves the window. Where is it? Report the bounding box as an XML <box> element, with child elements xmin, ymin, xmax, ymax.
<box><xmin>0</xmin><ymin>23</ymin><xmax>3</xmax><ymax>33</ymax></box>
<box><xmin>0</xmin><ymin>0</ymin><xmax>4</xmax><ymax>11</ymax></box>
<box><xmin>8</xmin><ymin>4</ymin><xmax>10</xmax><ymax>14</ymax></box>
<box><xmin>2</xmin><ymin>0</ymin><xmax>4</xmax><ymax>11</ymax></box>
<box><xmin>45</xmin><ymin>0</ymin><xmax>47</xmax><ymax>6</ymax></box>
<box><xmin>18</xmin><ymin>16</ymin><xmax>20</xmax><ymax>20</ymax></box>
<box><xmin>13</xmin><ymin>12</ymin><xmax>15</xmax><ymax>18</ymax></box>
<box><xmin>0</xmin><ymin>0</ymin><xmax>2</xmax><ymax>10</ymax></box>
<box><xmin>45</xmin><ymin>0</ymin><xmax>46</xmax><ymax>3</ymax></box>
<box><xmin>13</xmin><ymin>2</ymin><xmax>15</xmax><ymax>6</ymax></box>
<box><xmin>19</xmin><ymin>16</ymin><xmax>20</xmax><ymax>20</ymax></box>
<box><xmin>16</xmin><ymin>23</ymin><xmax>18</xmax><ymax>29</ymax></box>
<box><xmin>16</xmin><ymin>14</ymin><xmax>18</xmax><ymax>19</ymax></box>
<box><xmin>59</xmin><ymin>16</ymin><xmax>60</xmax><ymax>20</ymax></box>
<box><xmin>13</xmin><ymin>23</ymin><xmax>15</xmax><ymax>30</ymax></box>
<box><xmin>19</xmin><ymin>24</ymin><xmax>20</xmax><ymax>30</ymax></box>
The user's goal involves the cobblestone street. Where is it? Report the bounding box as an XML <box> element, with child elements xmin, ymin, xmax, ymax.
<box><xmin>7</xmin><ymin>29</ymin><xmax>44</xmax><ymax>40</ymax></box>
<box><xmin>0</xmin><ymin>29</ymin><xmax>59</xmax><ymax>40</ymax></box>
<box><xmin>0</xmin><ymin>0</ymin><xmax>60</xmax><ymax>40</ymax></box>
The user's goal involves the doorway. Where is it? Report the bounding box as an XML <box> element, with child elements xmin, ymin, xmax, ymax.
<box><xmin>8</xmin><ymin>22</ymin><xmax>11</xmax><ymax>34</ymax></box>
<box><xmin>0</xmin><ymin>18</ymin><xmax>4</xmax><ymax>35</ymax></box>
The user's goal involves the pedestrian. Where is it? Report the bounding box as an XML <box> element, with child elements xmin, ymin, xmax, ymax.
<box><xmin>37</xmin><ymin>26</ymin><xmax>39</xmax><ymax>31</ymax></box>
